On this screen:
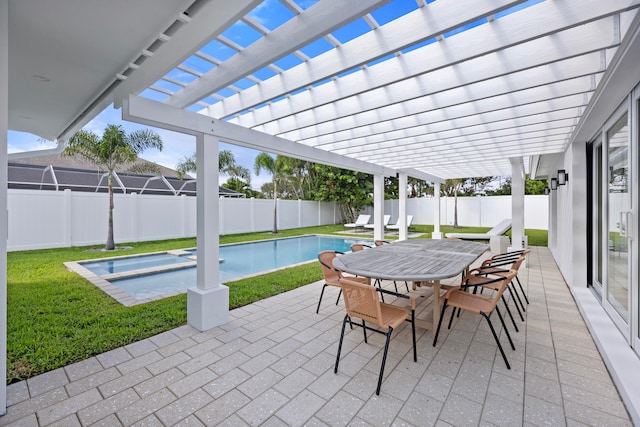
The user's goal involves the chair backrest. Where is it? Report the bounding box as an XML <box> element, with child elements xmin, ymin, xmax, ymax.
<box><xmin>382</xmin><ymin>214</ymin><xmax>391</xmax><ymax>225</ymax></box>
<box><xmin>355</xmin><ymin>214</ymin><xmax>371</xmax><ymax>226</ymax></box>
<box><xmin>486</xmin><ymin>219</ymin><xmax>512</xmax><ymax>236</ymax></box>
<box><xmin>374</xmin><ymin>240</ymin><xmax>387</xmax><ymax>246</ymax></box>
<box><xmin>351</xmin><ymin>243</ymin><xmax>367</xmax><ymax>252</ymax></box>
<box><xmin>487</xmin><ymin>270</ymin><xmax>517</xmax><ymax>302</ymax></box>
<box><xmin>406</xmin><ymin>215</ymin><xmax>414</xmax><ymax>226</ymax></box>
<box><xmin>339</xmin><ymin>278</ymin><xmax>384</xmax><ymax>328</ymax></box>
<box><xmin>463</xmin><ymin>270</ymin><xmax>517</xmax><ymax>310</ymax></box>
<box><xmin>318</xmin><ymin>250</ymin><xmax>342</xmax><ymax>284</ymax></box>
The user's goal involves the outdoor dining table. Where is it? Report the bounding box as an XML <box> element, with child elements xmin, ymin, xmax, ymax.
<box><xmin>332</xmin><ymin>239</ymin><xmax>489</xmax><ymax>334</ymax></box>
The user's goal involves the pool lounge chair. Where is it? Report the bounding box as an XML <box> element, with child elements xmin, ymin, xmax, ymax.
<box><xmin>364</xmin><ymin>214</ymin><xmax>391</xmax><ymax>230</ymax></box>
<box><xmin>344</xmin><ymin>214</ymin><xmax>371</xmax><ymax>233</ymax></box>
<box><xmin>386</xmin><ymin>215</ymin><xmax>414</xmax><ymax>231</ymax></box>
<box><xmin>445</xmin><ymin>218</ymin><xmax>512</xmax><ymax>240</ymax></box>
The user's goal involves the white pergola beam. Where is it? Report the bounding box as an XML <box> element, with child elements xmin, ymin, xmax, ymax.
<box><xmin>112</xmin><ymin>1</ymin><xmax>261</xmax><ymax>109</ymax></box>
<box><xmin>320</xmin><ymin>79</ymin><xmax>593</xmax><ymax>153</ymax></box>
<box><xmin>1</xmin><ymin>0</ymin><xmax>7</xmax><ymax>415</ymax></box>
<box><xmin>398</xmin><ymin>168</ymin><xmax>444</xmax><ymax>184</ymax></box>
<box><xmin>167</xmin><ymin>0</ymin><xmax>392</xmax><ymax>109</ymax></box>
<box><xmin>204</xmin><ymin>0</ymin><xmax>527</xmax><ymax>118</ymax></box>
<box><xmin>229</xmin><ymin>1</ymin><xmax>634</xmax><ymax>130</ymax></box>
<box><xmin>280</xmin><ymin>52</ymin><xmax>607</xmax><ymax>144</ymax></box>
<box><xmin>123</xmin><ymin>95</ymin><xmax>395</xmax><ymax>176</ymax></box>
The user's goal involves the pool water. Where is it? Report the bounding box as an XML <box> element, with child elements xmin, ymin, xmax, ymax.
<box><xmin>81</xmin><ymin>253</ymin><xmax>191</xmax><ymax>275</ymax></box>
<box><xmin>83</xmin><ymin>235</ymin><xmax>371</xmax><ymax>300</ymax></box>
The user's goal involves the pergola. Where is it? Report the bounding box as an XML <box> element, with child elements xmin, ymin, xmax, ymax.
<box><xmin>2</xmin><ymin>0</ymin><xmax>640</xmax><ymax>414</ymax></box>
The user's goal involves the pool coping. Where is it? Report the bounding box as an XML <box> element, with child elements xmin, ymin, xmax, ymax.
<box><xmin>65</xmin><ymin>234</ymin><xmax>375</xmax><ymax>306</ymax></box>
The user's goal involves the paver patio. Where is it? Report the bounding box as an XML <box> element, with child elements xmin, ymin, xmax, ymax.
<box><xmin>0</xmin><ymin>247</ymin><xmax>632</xmax><ymax>426</ymax></box>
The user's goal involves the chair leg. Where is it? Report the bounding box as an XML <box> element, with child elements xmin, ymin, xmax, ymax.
<box><xmin>433</xmin><ymin>300</ymin><xmax>449</xmax><ymax>346</ymax></box>
<box><xmin>507</xmin><ymin>283</ymin><xmax>525</xmax><ymax>320</ymax></box>
<box><xmin>316</xmin><ymin>283</ymin><xmax>328</xmax><ymax>314</ymax></box>
<box><xmin>393</xmin><ymin>281</ymin><xmax>399</xmax><ymax>293</ymax></box>
<box><xmin>404</xmin><ymin>281</ymin><xmax>410</xmax><ymax>292</ymax></box>
<box><xmin>480</xmin><ymin>312</ymin><xmax>511</xmax><ymax>370</ymax></box>
<box><xmin>411</xmin><ymin>311</ymin><xmax>417</xmax><ymax>362</ymax></box>
<box><xmin>495</xmin><ymin>307</ymin><xmax>516</xmax><ymax>351</ymax></box>
<box><xmin>374</xmin><ymin>279</ymin><xmax>385</xmax><ymax>302</ymax></box>
<box><xmin>334</xmin><ymin>314</ymin><xmax>349</xmax><ymax>373</ymax></box>
<box><xmin>447</xmin><ymin>304</ymin><xmax>457</xmax><ymax>329</ymax></box>
<box><xmin>335</xmin><ymin>288</ymin><xmax>342</xmax><ymax>306</ymax></box>
<box><xmin>376</xmin><ymin>327</ymin><xmax>394</xmax><ymax>395</ymax></box>
<box><xmin>516</xmin><ymin>275</ymin><xmax>530</xmax><ymax>304</ymax></box>
<box><xmin>362</xmin><ymin>320</ymin><xmax>368</xmax><ymax>343</ymax></box>
<box><xmin>501</xmin><ymin>296</ymin><xmax>519</xmax><ymax>333</ymax></box>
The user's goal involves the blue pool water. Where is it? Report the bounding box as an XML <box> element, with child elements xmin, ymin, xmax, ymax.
<box><xmin>81</xmin><ymin>253</ymin><xmax>191</xmax><ymax>275</ymax></box>
<box><xmin>85</xmin><ymin>235</ymin><xmax>371</xmax><ymax>299</ymax></box>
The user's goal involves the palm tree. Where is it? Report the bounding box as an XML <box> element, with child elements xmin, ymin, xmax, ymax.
<box><xmin>175</xmin><ymin>149</ymin><xmax>250</xmax><ymax>182</ymax></box>
<box><xmin>254</xmin><ymin>152</ymin><xmax>288</xmax><ymax>234</ymax></box>
<box><xmin>63</xmin><ymin>124</ymin><xmax>163</xmax><ymax>250</ymax></box>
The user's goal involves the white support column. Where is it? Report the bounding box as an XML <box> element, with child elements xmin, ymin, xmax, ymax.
<box><xmin>373</xmin><ymin>174</ymin><xmax>385</xmax><ymax>241</ymax></box>
<box><xmin>432</xmin><ymin>182</ymin><xmax>443</xmax><ymax>239</ymax></box>
<box><xmin>398</xmin><ymin>172</ymin><xmax>408</xmax><ymax>241</ymax></box>
<box><xmin>1</xmin><ymin>0</ymin><xmax>8</xmax><ymax>414</ymax></box>
<box><xmin>187</xmin><ymin>133</ymin><xmax>229</xmax><ymax>331</ymax></box>
<box><xmin>510</xmin><ymin>157</ymin><xmax>525</xmax><ymax>250</ymax></box>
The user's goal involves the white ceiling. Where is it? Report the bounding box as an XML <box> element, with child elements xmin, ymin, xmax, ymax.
<box><xmin>8</xmin><ymin>0</ymin><xmax>640</xmax><ymax>180</ymax></box>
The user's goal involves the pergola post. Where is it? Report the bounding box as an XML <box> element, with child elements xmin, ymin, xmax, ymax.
<box><xmin>187</xmin><ymin>133</ymin><xmax>229</xmax><ymax>331</ymax></box>
<box><xmin>510</xmin><ymin>157</ymin><xmax>525</xmax><ymax>250</ymax></box>
<box><xmin>398</xmin><ymin>172</ymin><xmax>408</xmax><ymax>241</ymax></box>
<box><xmin>373</xmin><ymin>174</ymin><xmax>385</xmax><ymax>241</ymax></box>
<box><xmin>433</xmin><ymin>182</ymin><xmax>443</xmax><ymax>239</ymax></box>
<box><xmin>1</xmin><ymin>0</ymin><xmax>8</xmax><ymax>414</ymax></box>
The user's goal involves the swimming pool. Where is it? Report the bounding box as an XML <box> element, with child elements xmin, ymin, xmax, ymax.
<box><xmin>70</xmin><ymin>235</ymin><xmax>372</xmax><ymax>303</ymax></box>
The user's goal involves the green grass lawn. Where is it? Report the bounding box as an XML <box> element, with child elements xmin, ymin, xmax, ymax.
<box><xmin>6</xmin><ymin>224</ymin><xmax>546</xmax><ymax>383</ymax></box>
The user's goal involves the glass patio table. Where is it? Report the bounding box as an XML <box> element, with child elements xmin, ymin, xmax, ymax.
<box><xmin>333</xmin><ymin>239</ymin><xmax>489</xmax><ymax>334</ymax></box>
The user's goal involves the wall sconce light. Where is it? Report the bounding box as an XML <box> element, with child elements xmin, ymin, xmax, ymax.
<box><xmin>557</xmin><ymin>169</ymin><xmax>568</xmax><ymax>185</ymax></box>
<box><xmin>550</xmin><ymin>178</ymin><xmax>558</xmax><ymax>190</ymax></box>
<box><xmin>544</xmin><ymin>187</ymin><xmax>550</xmax><ymax>195</ymax></box>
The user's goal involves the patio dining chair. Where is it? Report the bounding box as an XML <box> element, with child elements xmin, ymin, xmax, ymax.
<box><xmin>433</xmin><ymin>270</ymin><xmax>518</xmax><ymax>369</ymax></box>
<box><xmin>335</xmin><ymin>278</ymin><xmax>416</xmax><ymax>395</ymax></box>
<box><xmin>478</xmin><ymin>249</ymin><xmax>531</xmax><ymax>313</ymax></box>
<box><xmin>316</xmin><ymin>250</ymin><xmax>368</xmax><ymax>314</ymax></box>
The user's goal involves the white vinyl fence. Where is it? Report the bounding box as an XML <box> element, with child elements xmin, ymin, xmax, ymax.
<box><xmin>364</xmin><ymin>195</ymin><xmax>549</xmax><ymax>230</ymax></box>
<box><xmin>8</xmin><ymin>190</ymin><xmax>548</xmax><ymax>251</ymax></box>
<box><xmin>7</xmin><ymin>189</ymin><xmax>341</xmax><ymax>251</ymax></box>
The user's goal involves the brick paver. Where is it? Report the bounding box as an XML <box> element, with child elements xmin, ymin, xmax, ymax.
<box><xmin>1</xmin><ymin>247</ymin><xmax>633</xmax><ymax>426</ymax></box>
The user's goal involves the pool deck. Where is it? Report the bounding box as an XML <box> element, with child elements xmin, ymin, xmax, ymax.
<box><xmin>1</xmin><ymin>246</ymin><xmax>633</xmax><ymax>426</ymax></box>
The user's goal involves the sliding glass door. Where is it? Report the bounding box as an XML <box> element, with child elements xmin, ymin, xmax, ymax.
<box><xmin>606</xmin><ymin>113</ymin><xmax>630</xmax><ymax>324</ymax></box>
<box><xmin>590</xmin><ymin>97</ymin><xmax>637</xmax><ymax>349</ymax></box>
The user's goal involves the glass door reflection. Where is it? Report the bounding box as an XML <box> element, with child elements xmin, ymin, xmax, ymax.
<box><xmin>607</xmin><ymin>113</ymin><xmax>630</xmax><ymax>322</ymax></box>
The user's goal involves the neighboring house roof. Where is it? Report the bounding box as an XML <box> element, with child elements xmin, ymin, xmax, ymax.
<box><xmin>8</xmin><ymin>153</ymin><xmax>244</xmax><ymax>198</ymax></box>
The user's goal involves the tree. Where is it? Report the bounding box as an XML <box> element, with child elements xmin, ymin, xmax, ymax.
<box><xmin>441</xmin><ymin>178</ymin><xmax>465</xmax><ymax>228</ymax></box>
<box><xmin>254</xmin><ymin>152</ymin><xmax>289</xmax><ymax>233</ymax></box>
<box><xmin>64</xmin><ymin>124</ymin><xmax>163</xmax><ymax>250</ymax></box>
<box><xmin>309</xmin><ymin>165</ymin><xmax>373</xmax><ymax>222</ymax></box>
<box><xmin>175</xmin><ymin>149</ymin><xmax>250</xmax><ymax>183</ymax></box>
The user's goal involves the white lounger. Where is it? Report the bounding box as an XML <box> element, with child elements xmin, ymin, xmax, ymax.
<box><xmin>364</xmin><ymin>214</ymin><xmax>391</xmax><ymax>229</ymax></box>
<box><xmin>344</xmin><ymin>214</ymin><xmax>371</xmax><ymax>232</ymax></box>
<box><xmin>386</xmin><ymin>215</ymin><xmax>414</xmax><ymax>231</ymax></box>
<box><xmin>445</xmin><ymin>218</ymin><xmax>512</xmax><ymax>240</ymax></box>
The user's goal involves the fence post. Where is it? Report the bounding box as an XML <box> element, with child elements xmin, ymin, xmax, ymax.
<box><xmin>64</xmin><ymin>189</ymin><xmax>72</xmax><ymax>247</ymax></box>
<box><xmin>181</xmin><ymin>194</ymin><xmax>187</xmax><ymax>237</ymax></box>
<box><xmin>250</xmin><ymin>198</ymin><xmax>256</xmax><ymax>232</ymax></box>
<box><xmin>131</xmin><ymin>192</ymin><xmax>139</xmax><ymax>242</ymax></box>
